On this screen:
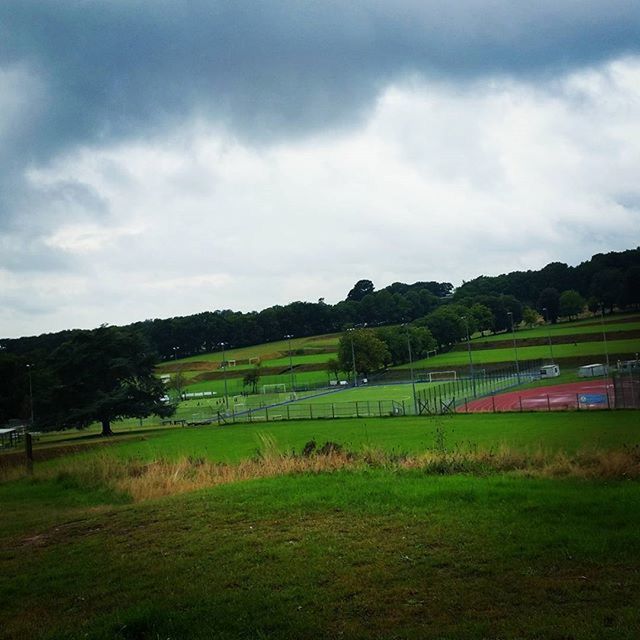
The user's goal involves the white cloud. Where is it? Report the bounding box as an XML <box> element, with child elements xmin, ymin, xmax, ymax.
<box><xmin>2</xmin><ymin>57</ymin><xmax>640</xmax><ymax>337</ymax></box>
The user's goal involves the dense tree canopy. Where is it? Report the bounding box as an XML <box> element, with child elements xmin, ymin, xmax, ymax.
<box><xmin>38</xmin><ymin>326</ymin><xmax>173</xmax><ymax>436</ymax></box>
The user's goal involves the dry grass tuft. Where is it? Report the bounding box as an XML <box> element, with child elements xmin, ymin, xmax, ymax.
<box><xmin>4</xmin><ymin>439</ymin><xmax>640</xmax><ymax>502</ymax></box>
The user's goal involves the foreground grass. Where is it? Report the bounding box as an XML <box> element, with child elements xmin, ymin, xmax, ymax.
<box><xmin>1</xmin><ymin>467</ymin><xmax>639</xmax><ymax>639</ymax></box>
<box><xmin>2</xmin><ymin>412</ymin><xmax>639</xmax><ymax>639</ymax></box>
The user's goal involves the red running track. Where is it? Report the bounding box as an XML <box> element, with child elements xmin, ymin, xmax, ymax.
<box><xmin>460</xmin><ymin>380</ymin><xmax>614</xmax><ymax>413</ymax></box>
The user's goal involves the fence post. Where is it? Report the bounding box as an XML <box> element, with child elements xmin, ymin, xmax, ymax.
<box><xmin>287</xmin><ymin>405</ymin><xmax>290</xmax><ymax>420</ymax></box>
<box><xmin>606</xmin><ymin>391</ymin><xmax>611</xmax><ymax>410</ymax></box>
<box><xmin>25</xmin><ymin>432</ymin><xmax>34</xmax><ymax>474</ymax></box>
<box><xmin>464</xmin><ymin>397</ymin><xmax>468</xmax><ymax>413</ymax></box>
<box><xmin>265</xmin><ymin>406</ymin><xmax>269</xmax><ymax>422</ymax></box>
<box><xmin>547</xmin><ymin>395</ymin><xmax>551</xmax><ymax>412</ymax></box>
<box><xmin>378</xmin><ymin>400</ymin><xmax>382</xmax><ymax>416</ymax></box>
<box><xmin>310</xmin><ymin>404</ymin><xmax>313</xmax><ymax>419</ymax></box>
<box><xmin>519</xmin><ymin>396</ymin><xmax>523</xmax><ymax>412</ymax></box>
<box><xmin>356</xmin><ymin>401</ymin><xmax>360</xmax><ymax>418</ymax></box>
<box><xmin>402</xmin><ymin>400</ymin><xmax>405</xmax><ymax>415</ymax></box>
<box><xmin>332</xmin><ymin>403</ymin><xmax>335</xmax><ymax>419</ymax></box>
<box><xmin>492</xmin><ymin>394</ymin><xmax>496</xmax><ymax>413</ymax></box>
<box><xmin>367</xmin><ymin>400</ymin><xmax>371</xmax><ymax>416</ymax></box>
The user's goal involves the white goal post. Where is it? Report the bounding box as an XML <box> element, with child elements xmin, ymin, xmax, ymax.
<box><xmin>428</xmin><ymin>370</ymin><xmax>457</xmax><ymax>382</ymax></box>
<box><xmin>262</xmin><ymin>383</ymin><xmax>287</xmax><ymax>394</ymax></box>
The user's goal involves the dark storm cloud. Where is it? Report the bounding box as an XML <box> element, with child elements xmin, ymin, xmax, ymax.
<box><xmin>1</xmin><ymin>0</ymin><xmax>639</xmax><ymax>256</ymax></box>
<box><xmin>3</xmin><ymin>1</ymin><xmax>640</xmax><ymax>153</ymax></box>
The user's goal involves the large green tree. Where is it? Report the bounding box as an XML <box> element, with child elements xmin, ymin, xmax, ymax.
<box><xmin>40</xmin><ymin>326</ymin><xmax>173</xmax><ymax>436</ymax></box>
<box><xmin>559</xmin><ymin>290</ymin><xmax>585</xmax><ymax>319</ymax></box>
<box><xmin>337</xmin><ymin>329</ymin><xmax>390</xmax><ymax>378</ymax></box>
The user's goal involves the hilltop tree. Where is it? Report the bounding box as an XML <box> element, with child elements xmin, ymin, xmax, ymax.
<box><xmin>346</xmin><ymin>279</ymin><xmax>374</xmax><ymax>302</ymax></box>
<box><xmin>39</xmin><ymin>326</ymin><xmax>173</xmax><ymax>436</ymax></box>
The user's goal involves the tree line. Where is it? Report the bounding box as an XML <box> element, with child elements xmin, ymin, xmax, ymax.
<box><xmin>1</xmin><ymin>247</ymin><xmax>639</xmax><ymax>428</ymax></box>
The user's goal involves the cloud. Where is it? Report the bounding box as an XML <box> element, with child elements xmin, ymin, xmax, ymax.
<box><xmin>1</xmin><ymin>55</ymin><xmax>639</xmax><ymax>337</ymax></box>
<box><xmin>1</xmin><ymin>3</ymin><xmax>640</xmax><ymax>336</ymax></box>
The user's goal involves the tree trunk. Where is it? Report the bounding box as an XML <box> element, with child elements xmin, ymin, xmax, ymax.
<box><xmin>101</xmin><ymin>419</ymin><xmax>114</xmax><ymax>437</ymax></box>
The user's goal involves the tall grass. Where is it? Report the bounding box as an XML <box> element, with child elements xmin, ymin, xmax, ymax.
<box><xmin>7</xmin><ymin>438</ymin><xmax>640</xmax><ymax>503</ymax></box>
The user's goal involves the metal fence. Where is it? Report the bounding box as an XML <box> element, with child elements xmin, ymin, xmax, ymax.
<box><xmin>456</xmin><ymin>389</ymin><xmax>614</xmax><ymax>413</ymax></box>
<box><xmin>613</xmin><ymin>371</ymin><xmax>640</xmax><ymax>409</ymax></box>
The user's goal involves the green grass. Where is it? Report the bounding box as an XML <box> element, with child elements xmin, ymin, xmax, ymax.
<box><xmin>407</xmin><ymin>337</ymin><xmax>640</xmax><ymax>368</ymax></box>
<box><xmin>165</xmin><ymin>334</ymin><xmax>339</xmax><ymax>366</ymax></box>
<box><xmin>1</xmin><ymin>469</ymin><xmax>640</xmax><ymax>639</ymax></box>
<box><xmin>26</xmin><ymin>411</ymin><xmax>640</xmax><ymax>467</ymax></box>
<box><xmin>2</xmin><ymin>411</ymin><xmax>640</xmax><ymax>639</ymax></box>
<box><xmin>477</xmin><ymin>317</ymin><xmax>640</xmax><ymax>343</ymax></box>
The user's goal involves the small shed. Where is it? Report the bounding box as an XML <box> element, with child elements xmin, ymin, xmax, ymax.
<box><xmin>540</xmin><ymin>364</ymin><xmax>560</xmax><ymax>378</ymax></box>
<box><xmin>578</xmin><ymin>363</ymin><xmax>607</xmax><ymax>378</ymax></box>
<box><xmin>0</xmin><ymin>426</ymin><xmax>25</xmax><ymax>449</ymax></box>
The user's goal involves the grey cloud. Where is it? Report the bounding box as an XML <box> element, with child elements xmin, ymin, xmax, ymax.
<box><xmin>1</xmin><ymin>0</ymin><xmax>639</xmax><ymax>275</ymax></box>
<box><xmin>2</xmin><ymin>1</ymin><xmax>640</xmax><ymax>159</ymax></box>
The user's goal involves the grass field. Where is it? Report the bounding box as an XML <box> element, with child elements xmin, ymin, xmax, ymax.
<box><xmin>1</xmin><ymin>411</ymin><xmax>640</xmax><ymax>639</ymax></box>
<box><xmin>477</xmin><ymin>320</ymin><xmax>640</xmax><ymax>342</ymax></box>
<box><xmin>406</xmin><ymin>337</ymin><xmax>640</xmax><ymax>369</ymax></box>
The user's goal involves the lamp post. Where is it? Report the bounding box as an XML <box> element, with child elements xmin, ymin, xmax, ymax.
<box><xmin>403</xmin><ymin>324</ymin><xmax>418</xmax><ymax>415</ymax></box>
<box><xmin>347</xmin><ymin>328</ymin><xmax>358</xmax><ymax>387</ymax></box>
<box><xmin>219</xmin><ymin>341</ymin><xmax>229</xmax><ymax>409</ymax></box>
<box><xmin>507</xmin><ymin>311</ymin><xmax>521</xmax><ymax>384</ymax></box>
<box><xmin>600</xmin><ymin>305</ymin><xmax>610</xmax><ymax>373</ymax></box>
<box><xmin>284</xmin><ymin>334</ymin><xmax>295</xmax><ymax>393</ymax></box>
<box><xmin>26</xmin><ymin>364</ymin><xmax>34</xmax><ymax>427</ymax></box>
<box><xmin>542</xmin><ymin>308</ymin><xmax>555</xmax><ymax>363</ymax></box>
<box><xmin>461</xmin><ymin>317</ymin><xmax>476</xmax><ymax>398</ymax></box>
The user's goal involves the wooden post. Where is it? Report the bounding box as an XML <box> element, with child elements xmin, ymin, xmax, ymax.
<box><xmin>547</xmin><ymin>395</ymin><xmax>551</xmax><ymax>412</ymax></box>
<box><xmin>25</xmin><ymin>432</ymin><xmax>34</xmax><ymax>474</ymax></box>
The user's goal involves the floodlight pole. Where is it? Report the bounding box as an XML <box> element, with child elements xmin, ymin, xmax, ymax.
<box><xmin>600</xmin><ymin>305</ymin><xmax>610</xmax><ymax>373</ymax></box>
<box><xmin>219</xmin><ymin>341</ymin><xmax>229</xmax><ymax>409</ymax></box>
<box><xmin>542</xmin><ymin>308</ymin><xmax>555</xmax><ymax>363</ymax></box>
<box><xmin>404</xmin><ymin>324</ymin><xmax>418</xmax><ymax>415</ymax></box>
<box><xmin>348</xmin><ymin>328</ymin><xmax>358</xmax><ymax>387</ymax></box>
<box><xmin>462</xmin><ymin>317</ymin><xmax>476</xmax><ymax>398</ymax></box>
<box><xmin>284</xmin><ymin>334</ymin><xmax>295</xmax><ymax>392</ymax></box>
<box><xmin>507</xmin><ymin>311</ymin><xmax>521</xmax><ymax>384</ymax></box>
<box><xmin>26</xmin><ymin>364</ymin><xmax>34</xmax><ymax>427</ymax></box>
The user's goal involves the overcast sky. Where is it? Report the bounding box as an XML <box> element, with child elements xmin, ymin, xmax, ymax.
<box><xmin>2</xmin><ymin>1</ymin><xmax>640</xmax><ymax>338</ymax></box>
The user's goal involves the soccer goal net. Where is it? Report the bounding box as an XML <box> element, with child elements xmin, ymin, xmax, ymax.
<box><xmin>262</xmin><ymin>383</ymin><xmax>287</xmax><ymax>395</ymax></box>
<box><xmin>428</xmin><ymin>370</ymin><xmax>457</xmax><ymax>382</ymax></box>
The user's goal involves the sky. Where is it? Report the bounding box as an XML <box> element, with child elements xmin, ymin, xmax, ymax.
<box><xmin>1</xmin><ymin>1</ymin><xmax>640</xmax><ymax>339</ymax></box>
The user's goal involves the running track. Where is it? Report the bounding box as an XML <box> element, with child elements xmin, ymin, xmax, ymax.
<box><xmin>460</xmin><ymin>380</ymin><xmax>614</xmax><ymax>413</ymax></box>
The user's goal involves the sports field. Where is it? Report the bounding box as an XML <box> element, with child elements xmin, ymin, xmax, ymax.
<box><xmin>462</xmin><ymin>380</ymin><xmax>615</xmax><ymax>412</ymax></box>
